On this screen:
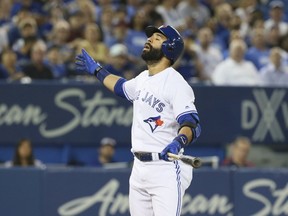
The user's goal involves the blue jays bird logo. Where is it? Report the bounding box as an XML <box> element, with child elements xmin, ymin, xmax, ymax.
<box><xmin>143</xmin><ymin>116</ymin><xmax>164</xmax><ymax>132</ymax></box>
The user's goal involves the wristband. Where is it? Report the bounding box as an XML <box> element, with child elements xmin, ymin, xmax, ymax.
<box><xmin>174</xmin><ymin>134</ymin><xmax>188</xmax><ymax>148</ymax></box>
<box><xmin>94</xmin><ymin>66</ymin><xmax>110</xmax><ymax>83</ymax></box>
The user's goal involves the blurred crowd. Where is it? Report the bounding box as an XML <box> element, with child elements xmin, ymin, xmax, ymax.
<box><xmin>0</xmin><ymin>0</ymin><xmax>288</xmax><ymax>86</ymax></box>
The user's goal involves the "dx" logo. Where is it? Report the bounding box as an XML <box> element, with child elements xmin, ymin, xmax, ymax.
<box><xmin>241</xmin><ymin>89</ymin><xmax>288</xmax><ymax>142</ymax></box>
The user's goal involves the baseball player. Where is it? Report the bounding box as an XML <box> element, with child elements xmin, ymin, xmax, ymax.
<box><xmin>75</xmin><ymin>25</ymin><xmax>201</xmax><ymax>216</ymax></box>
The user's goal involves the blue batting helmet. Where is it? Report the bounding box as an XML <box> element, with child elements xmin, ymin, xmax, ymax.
<box><xmin>145</xmin><ymin>25</ymin><xmax>184</xmax><ymax>64</ymax></box>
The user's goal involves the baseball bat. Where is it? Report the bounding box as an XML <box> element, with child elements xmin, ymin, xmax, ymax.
<box><xmin>167</xmin><ymin>153</ymin><xmax>202</xmax><ymax>168</ymax></box>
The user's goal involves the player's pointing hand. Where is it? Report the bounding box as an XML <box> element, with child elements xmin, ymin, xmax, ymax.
<box><xmin>75</xmin><ymin>49</ymin><xmax>102</xmax><ymax>75</ymax></box>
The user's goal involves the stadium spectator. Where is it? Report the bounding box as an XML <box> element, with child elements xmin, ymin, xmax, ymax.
<box><xmin>125</xmin><ymin>0</ymin><xmax>142</xmax><ymax>22</ymax></box>
<box><xmin>106</xmin><ymin>20</ymin><xmax>129</xmax><ymax>48</ymax></box>
<box><xmin>94</xmin><ymin>137</ymin><xmax>117</xmax><ymax>166</ymax></box>
<box><xmin>155</xmin><ymin>0</ymin><xmax>186</xmax><ymax>30</ymax></box>
<box><xmin>235</xmin><ymin>0</ymin><xmax>264</xmax><ymax>38</ymax></box>
<box><xmin>99</xmin><ymin>7</ymin><xmax>115</xmax><ymax>46</ymax></box>
<box><xmin>12</xmin><ymin>17</ymin><xmax>38</xmax><ymax>63</ymax></box>
<box><xmin>174</xmin><ymin>36</ymin><xmax>202</xmax><ymax>82</ymax></box>
<box><xmin>74</xmin><ymin>23</ymin><xmax>108</xmax><ymax>64</ymax></box>
<box><xmin>260</xmin><ymin>47</ymin><xmax>288</xmax><ymax>86</ymax></box>
<box><xmin>264</xmin><ymin>0</ymin><xmax>288</xmax><ymax>36</ymax></box>
<box><xmin>237</xmin><ymin>0</ymin><xmax>265</xmax><ymax>38</ymax></box>
<box><xmin>0</xmin><ymin>49</ymin><xmax>24</xmax><ymax>80</ymax></box>
<box><xmin>235</xmin><ymin>0</ymin><xmax>260</xmax><ymax>32</ymax></box>
<box><xmin>44</xmin><ymin>4</ymin><xmax>65</xmax><ymax>29</ymax></box>
<box><xmin>229</xmin><ymin>29</ymin><xmax>243</xmax><ymax>42</ymax></box>
<box><xmin>104</xmin><ymin>43</ymin><xmax>136</xmax><ymax>80</ymax></box>
<box><xmin>94</xmin><ymin>0</ymin><xmax>117</xmax><ymax>20</ymax></box>
<box><xmin>4</xmin><ymin>138</ymin><xmax>45</xmax><ymax>168</ymax></box>
<box><xmin>0</xmin><ymin>0</ymin><xmax>12</xmax><ymax>27</ymax></box>
<box><xmin>36</xmin><ymin>4</ymin><xmax>63</xmax><ymax>40</ymax></box>
<box><xmin>222</xmin><ymin>136</ymin><xmax>254</xmax><ymax>168</ymax></box>
<box><xmin>229</xmin><ymin>13</ymin><xmax>242</xmax><ymax>31</ymax></box>
<box><xmin>21</xmin><ymin>40</ymin><xmax>53</xmax><ymax>79</ymax></box>
<box><xmin>177</xmin><ymin>0</ymin><xmax>210</xmax><ymax>28</ymax></box>
<box><xmin>266</xmin><ymin>25</ymin><xmax>282</xmax><ymax>48</ymax></box>
<box><xmin>113</xmin><ymin>6</ymin><xmax>130</xmax><ymax>25</ymax></box>
<box><xmin>248</xmin><ymin>10</ymin><xmax>265</xmax><ymax>31</ymax></box>
<box><xmin>77</xmin><ymin>0</ymin><xmax>97</xmax><ymax>23</ymax></box>
<box><xmin>47</xmin><ymin>20</ymin><xmax>73</xmax><ymax>64</ymax></box>
<box><xmin>229</xmin><ymin>10</ymin><xmax>251</xmax><ymax>43</ymax></box>
<box><xmin>212</xmin><ymin>39</ymin><xmax>260</xmax><ymax>86</ymax></box>
<box><xmin>47</xmin><ymin>20</ymin><xmax>71</xmax><ymax>48</ymax></box>
<box><xmin>193</xmin><ymin>27</ymin><xmax>223</xmax><ymax>81</ymax></box>
<box><xmin>222</xmin><ymin>29</ymin><xmax>244</xmax><ymax>59</ymax></box>
<box><xmin>126</xmin><ymin>10</ymin><xmax>148</xmax><ymax>57</ymax></box>
<box><xmin>44</xmin><ymin>46</ymin><xmax>67</xmax><ymax>79</ymax></box>
<box><xmin>141</xmin><ymin>0</ymin><xmax>164</xmax><ymax>27</ymax></box>
<box><xmin>213</xmin><ymin>3</ymin><xmax>234</xmax><ymax>50</ymax></box>
<box><xmin>246</xmin><ymin>27</ymin><xmax>270</xmax><ymax>70</ymax></box>
<box><xmin>67</xmin><ymin>11</ymin><xmax>86</xmax><ymax>42</ymax></box>
<box><xmin>7</xmin><ymin>7</ymin><xmax>32</xmax><ymax>47</ymax></box>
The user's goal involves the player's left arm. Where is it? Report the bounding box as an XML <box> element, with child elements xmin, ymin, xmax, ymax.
<box><xmin>75</xmin><ymin>49</ymin><xmax>127</xmax><ymax>97</ymax></box>
<box><xmin>172</xmin><ymin>78</ymin><xmax>201</xmax><ymax>146</ymax></box>
<box><xmin>160</xmin><ymin>78</ymin><xmax>201</xmax><ymax>161</ymax></box>
<box><xmin>160</xmin><ymin>112</ymin><xmax>201</xmax><ymax>161</ymax></box>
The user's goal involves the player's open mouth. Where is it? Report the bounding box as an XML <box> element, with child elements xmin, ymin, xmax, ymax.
<box><xmin>143</xmin><ymin>43</ymin><xmax>152</xmax><ymax>50</ymax></box>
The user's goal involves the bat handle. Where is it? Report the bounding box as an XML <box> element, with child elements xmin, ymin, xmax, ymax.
<box><xmin>167</xmin><ymin>153</ymin><xmax>181</xmax><ymax>160</ymax></box>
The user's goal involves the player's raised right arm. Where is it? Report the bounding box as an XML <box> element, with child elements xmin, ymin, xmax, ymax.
<box><xmin>75</xmin><ymin>49</ymin><xmax>124</xmax><ymax>93</ymax></box>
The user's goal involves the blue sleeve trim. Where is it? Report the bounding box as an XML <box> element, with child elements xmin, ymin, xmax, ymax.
<box><xmin>177</xmin><ymin>112</ymin><xmax>199</xmax><ymax>125</ymax></box>
<box><xmin>114</xmin><ymin>78</ymin><xmax>127</xmax><ymax>98</ymax></box>
<box><xmin>176</xmin><ymin>111</ymin><xmax>197</xmax><ymax>122</ymax></box>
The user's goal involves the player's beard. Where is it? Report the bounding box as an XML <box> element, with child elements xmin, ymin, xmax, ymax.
<box><xmin>141</xmin><ymin>44</ymin><xmax>164</xmax><ymax>65</ymax></box>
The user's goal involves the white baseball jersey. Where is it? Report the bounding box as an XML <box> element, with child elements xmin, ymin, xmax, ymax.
<box><xmin>123</xmin><ymin>67</ymin><xmax>197</xmax><ymax>153</ymax></box>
